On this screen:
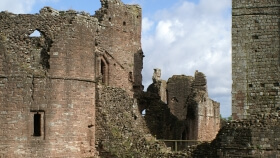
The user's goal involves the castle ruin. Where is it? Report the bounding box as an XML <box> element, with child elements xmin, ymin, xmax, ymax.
<box><xmin>1</xmin><ymin>0</ymin><xmax>280</xmax><ymax>157</ymax></box>
<box><xmin>141</xmin><ymin>69</ymin><xmax>220</xmax><ymax>143</ymax></box>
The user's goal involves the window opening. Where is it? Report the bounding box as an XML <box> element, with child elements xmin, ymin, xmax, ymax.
<box><xmin>101</xmin><ymin>60</ymin><xmax>106</xmax><ymax>83</ymax></box>
<box><xmin>273</xmin><ymin>82</ymin><xmax>279</xmax><ymax>87</ymax></box>
<box><xmin>34</xmin><ymin>113</ymin><xmax>41</xmax><ymax>136</ymax></box>
<box><xmin>129</xmin><ymin>72</ymin><xmax>133</xmax><ymax>81</ymax></box>
<box><xmin>29</xmin><ymin>30</ymin><xmax>41</xmax><ymax>37</ymax></box>
<box><xmin>252</xmin><ymin>35</ymin><xmax>258</xmax><ymax>39</ymax></box>
<box><xmin>141</xmin><ymin>109</ymin><xmax>146</xmax><ymax>116</ymax></box>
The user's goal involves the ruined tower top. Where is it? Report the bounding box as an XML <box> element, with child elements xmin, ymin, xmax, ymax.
<box><xmin>193</xmin><ymin>70</ymin><xmax>207</xmax><ymax>91</ymax></box>
<box><xmin>152</xmin><ymin>68</ymin><xmax>161</xmax><ymax>82</ymax></box>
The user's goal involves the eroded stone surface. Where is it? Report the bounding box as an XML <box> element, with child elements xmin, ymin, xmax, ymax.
<box><xmin>143</xmin><ymin>70</ymin><xmax>220</xmax><ymax>144</ymax></box>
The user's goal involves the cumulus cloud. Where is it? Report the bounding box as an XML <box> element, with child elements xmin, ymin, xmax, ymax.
<box><xmin>142</xmin><ymin>0</ymin><xmax>232</xmax><ymax>117</ymax></box>
<box><xmin>142</xmin><ymin>17</ymin><xmax>154</xmax><ymax>34</ymax></box>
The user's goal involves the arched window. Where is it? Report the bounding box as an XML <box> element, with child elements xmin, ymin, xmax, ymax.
<box><xmin>29</xmin><ymin>29</ymin><xmax>50</xmax><ymax>69</ymax></box>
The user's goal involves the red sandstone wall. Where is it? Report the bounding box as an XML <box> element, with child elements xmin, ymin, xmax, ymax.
<box><xmin>0</xmin><ymin>0</ymin><xmax>144</xmax><ymax>156</ymax></box>
<box><xmin>0</xmin><ymin>8</ymin><xmax>97</xmax><ymax>157</ymax></box>
<box><xmin>197</xmin><ymin>98</ymin><xmax>220</xmax><ymax>141</ymax></box>
<box><xmin>95</xmin><ymin>0</ymin><xmax>143</xmax><ymax>96</ymax></box>
<box><xmin>164</xmin><ymin>71</ymin><xmax>220</xmax><ymax>141</ymax></box>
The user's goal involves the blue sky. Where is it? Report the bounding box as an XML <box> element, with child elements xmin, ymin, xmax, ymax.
<box><xmin>0</xmin><ymin>0</ymin><xmax>232</xmax><ymax>117</ymax></box>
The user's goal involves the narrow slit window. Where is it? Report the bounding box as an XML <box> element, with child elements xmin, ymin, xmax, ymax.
<box><xmin>34</xmin><ymin>113</ymin><xmax>41</xmax><ymax>136</ymax></box>
<box><xmin>101</xmin><ymin>60</ymin><xmax>106</xmax><ymax>83</ymax></box>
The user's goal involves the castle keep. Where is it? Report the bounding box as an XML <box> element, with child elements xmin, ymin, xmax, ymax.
<box><xmin>232</xmin><ymin>0</ymin><xmax>280</xmax><ymax>120</ymax></box>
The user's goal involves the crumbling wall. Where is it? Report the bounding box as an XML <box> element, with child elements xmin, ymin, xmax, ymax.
<box><xmin>192</xmin><ymin>114</ymin><xmax>280</xmax><ymax>157</ymax></box>
<box><xmin>232</xmin><ymin>0</ymin><xmax>280</xmax><ymax>120</ymax></box>
<box><xmin>95</xmin><ymin>84</ymin><xmax>190</xmax><ymax>157</ymax></box>
<box><xmin>139</xmin><ymin>92</ymin><xmax>184</xmax><ymax>141</ymax></box>
<box><xmin>144</xmin><ymin>70</ymin><xmax>220</xmax><ymax>144</ymax></box>
<box><xmin>194</xmin><ymin>71</ymin><xmax>220</xmax><ymax>141</ymax></box>
<box><xmin>147</xmin><ymin>69</ymin><xmax>167</xmax><ymax>103</ymax></box>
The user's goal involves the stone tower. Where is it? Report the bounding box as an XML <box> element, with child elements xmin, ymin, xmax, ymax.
<box><xmin>232</xmin><ymin>0</ymin><xmax>280</xmax><ymax>120</ymax></box>
<box><xmin>0</xmin><ymin>0</ymin><xmax>143</xmax><ymax>157</ymax></box>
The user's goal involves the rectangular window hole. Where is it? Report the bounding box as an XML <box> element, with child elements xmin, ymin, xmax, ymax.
<box><xmin>260</xmin><ymin>83</ymin><xmax>265</xmax><ymax>87</ymax></box>
<box><xmin>273</xmin><ymin>82</ymin><xmax>279</xmax><ymax>87</ymax></box>
<box><xmin>30</xmin><ymin>110</ymin><xmax>45</xmax><ymax>139</ymax></box>
<box><xmin>252</xmin><ymin>35</ymin><xmax>259</xmax><ymax>39</ymax></box>
<box><xmin>249</xmin><ymin>84</ymin><xmax>253</xmax><ymax>88</ymax></box>
<box><xmin>34</xmin><ymin>113</ymin><xmax>41</xmax><ymax>136</ymax></box>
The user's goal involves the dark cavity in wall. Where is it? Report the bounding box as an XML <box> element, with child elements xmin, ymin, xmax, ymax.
<box><xmin>33</xmin><ymin>113</ymin><xmax>41</xmax><ymax>136</ymax></box>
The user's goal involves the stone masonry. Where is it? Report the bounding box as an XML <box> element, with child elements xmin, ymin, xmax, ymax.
<box><xmin>0</xmin><ymin>0</ymin><xmax>143</xmax><ymax>157</ymax></box>
<box><xmin>232</xmin><ymin>0</ymin><xmax>280</xmax><ymax>120</ymax></box>
<box><xmin>143</xmin><ymin>69</ymin><xmax>220</xmax><ymax>144</ymax></box>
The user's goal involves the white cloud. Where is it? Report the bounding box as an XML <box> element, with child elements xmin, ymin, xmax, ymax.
<box><xmin>142</xmin><ymin>0</ymin><xmax>232</xmax><ymax>117</ymax></box>
<box><xmin>0</xmin><ymin>0</ymin><xmax>35</xmax><ymax>13</ymax></box>
<box><xmin>142</xmin><ymin>17</ymin><xmax>154</xmax><ymax>34</ymax></box>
